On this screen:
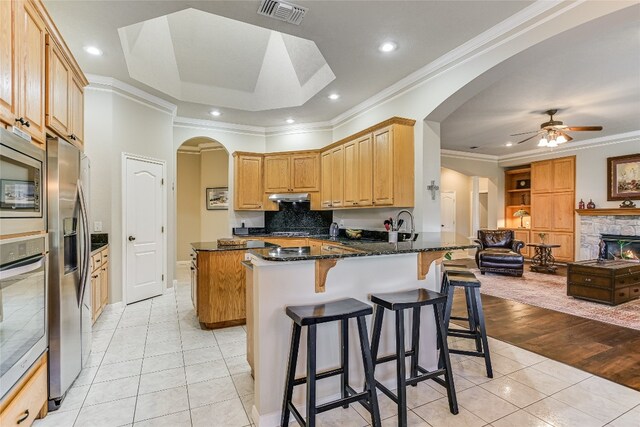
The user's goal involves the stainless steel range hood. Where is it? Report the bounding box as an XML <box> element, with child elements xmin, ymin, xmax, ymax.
<box><xmin>268</xmin><ymin>193</ymin><xmax>310</xmax><ymax>202</ymax></box>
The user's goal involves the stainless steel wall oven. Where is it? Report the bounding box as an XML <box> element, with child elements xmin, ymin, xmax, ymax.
<box><xmin>0</xmin><ymin>234</ymin><xmax>48</xmax><ymax>399</ymax></box>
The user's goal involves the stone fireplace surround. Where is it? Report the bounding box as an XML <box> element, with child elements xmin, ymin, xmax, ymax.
<box><xmin>580</xmin><ymin>215</ymin><xmax>640</xmax><ymax>260</ymax></box>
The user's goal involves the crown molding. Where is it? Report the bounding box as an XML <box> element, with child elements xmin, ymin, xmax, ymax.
<box><xmin>173</xmin><ymin>116</ymin><xmax>266</xmax><ymax>136</ymax></box>
<box><xmin>86</xmin><ymin>74</ymin><xmax>178</xmax><ymax>116</ymax></box>
<box><xmin>497</xmin><ymin>130</ymin><xmax>640</xmax><ymax>164</ymax></box>
<box><xmin>265</xmin><ymin>122</ymin><xmax>333</xmax><ymax>137</ymax></box>
<box><xmin>330</xmin><ymin>0</ymin><xmax>566</xmax><ymax>129</ymax></box>
<box><xmin>441</xmin><ymin>149</ymin><xmax>499</xmax><ymax>162</ymax></box>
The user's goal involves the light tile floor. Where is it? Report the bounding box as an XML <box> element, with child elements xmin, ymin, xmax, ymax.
<box><xmin>34</xmin><ymin>276</ymin><xmax>640</xmax><ymax>427</ymax></box>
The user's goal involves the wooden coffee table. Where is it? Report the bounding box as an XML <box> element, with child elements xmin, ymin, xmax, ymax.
<box><xmin>527</xmin><ymin>243</ymin><xmax>561</xmax><ymax>274</ymax></box>
<box><xmin>567</xmin><ymin>260</ymin><xmax>640</xmax><ymax>305</ymax></box>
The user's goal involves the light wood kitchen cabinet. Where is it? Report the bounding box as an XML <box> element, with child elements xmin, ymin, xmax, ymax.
<box><xmin>530</xmin><ymin>231</ymin><xmax>574</xmax><ymax>262</ymax></box>
<box><xmin>45</xmin><ymin>38</ymin><xmax>69</xmax><ymax>137</ymax></box>
<box><xmin>531</xmin><ymin>193</ymin><xmax>553</xmax><ymax>230</ymax></box>
<box><xmin>264</xmin><ymin>152</ymin><xmax>319</xmax><ymax>193</ymax></box>
<box><xmin>16</xmin><ymin>0</ymin><xmax>47</xmax><ymax>144</ymax></box>
<box><xmin>234</xmin><ymin>153</ymin><xmax>264</xmax><ymax>210</ymax></box>
<box><xmin>320</xmin><ymin>150</ymin><xmax>333</xmax><ymax>208</ymax></box>
<box><xmin>69</xmin><ymin>75</ymin><xmax>84</xmax><ymax>146</ymax></box>
<box><xmin>372</xmin><ymin>126</ymin><xmax>394</xmax><ymax>206</ymax></box>
<box><xmin>343</xmin><ymin>139</ymin><xmax>358</xmax><ymax>206</ymax></box>
<box><xmin>552</xmin><ymin>156</ymin><xmax>575</xmax><ymax>192</ymax></box>
<box><xmin>343</xmin><ymin>135</ymin><xmax>373</xmax><ymax>207</ymax></box>
<box><xmin>531</xmin><ymin>160</ymin><xmax>553</xmax><ymax>193</ymax></box>
<box><xmin>0</xmin><ymin>353</ymin><xmax>48</xmax><ymax>427</ymax></box>
<box><xmin>330</xmin><ymin>145</ymin><xmax>344</xmax><ymax>208</ymax></box>
<box><xmin>0</xmin><ymin>1</ymin><xmax>19</xmax><ymax>127</ymax></box>
<box><xmin>91</xmin><ymin>246</ymin><xmax>109</xmax><ymax>323</ymax></box>
<box><xmin>192</xmin><ymin>249</ymin><xmax>247</xmax><ymax>329</ymax></box>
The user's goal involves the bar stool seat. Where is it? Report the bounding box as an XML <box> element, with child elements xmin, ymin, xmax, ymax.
<box><xmin>370</xmin><ymin>289</ymin><xmax>446</xmax><ymax>311</ymax></box>
<box><xmin>281</xmin><ymin>298</ymin><xmax>381</xmax><ymax>427</ymax></box>
<box><xmin>369</xmin><ymin>289</ymin><xmax>458</xmax><ymax>426</ymax></box>
<box><xmin>286</xmin><ymin>298</ymin><xmax>373</xmax><ymax>326</ymax></box>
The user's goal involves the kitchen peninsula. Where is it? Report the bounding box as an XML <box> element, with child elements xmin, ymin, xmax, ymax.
<box><xmin>245</xmin><ymin>233</ymin><xmax>475</xmax><ymax>426</ymax></box>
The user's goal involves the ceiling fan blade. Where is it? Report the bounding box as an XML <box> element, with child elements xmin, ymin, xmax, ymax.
<box><xmin>565</xmin><ymin>126</ymin><xmax>603</xmax><ymax>131</ymax></box>
<box><xmin>515</xmin><ymin>133</ymin><xmax>540</xmax><ymax>144</ymax></box>
<box><xmin>510</xmin><ymin>130</ymin><xmax>539</xmax><ymax>136</ymax></box>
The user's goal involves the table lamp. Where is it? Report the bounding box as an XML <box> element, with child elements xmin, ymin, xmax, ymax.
<box><xmin>513</xmin><ymin>209</ymin><xmax>530</xmax><ymax>228</ymax></box>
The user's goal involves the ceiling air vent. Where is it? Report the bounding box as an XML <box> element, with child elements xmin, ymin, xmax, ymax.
<box><xmin>258</xmin><ymin>0</ymin><xmax>307</xmax><ymax>25</ymax></box>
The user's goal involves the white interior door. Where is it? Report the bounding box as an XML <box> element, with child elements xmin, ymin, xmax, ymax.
<box><xmin>441</xmin><ymin>191</ymin><xmax>456</xmax><ymax>232</ymax></box>
<box><xmin>125</xmin><ymin>157</ymin><xmax>165</xmax><ymax>304</ymax></box>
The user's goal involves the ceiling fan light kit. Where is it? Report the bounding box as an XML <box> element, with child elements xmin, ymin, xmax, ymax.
<box><xmin>513</xmin><ymin>109</ymin><xmax>603</xmax><ymax>147</ymax></box>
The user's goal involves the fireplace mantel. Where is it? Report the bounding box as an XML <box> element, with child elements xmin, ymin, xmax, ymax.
<box><xmin>576</xmin><ymin>208</ymin><xmax>640</xmax><ymax>216</ymax></box>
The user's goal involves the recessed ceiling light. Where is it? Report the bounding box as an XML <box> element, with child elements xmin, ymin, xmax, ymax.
<box><xmin>83</xmin><ymin>46</ymin><xmax>103</xmax><ymax>56</ymax></box>
<box><xmin>210</xmin><ymin>110</ymin><xmax>222</xmax><ymax>117</ymax></box>
<box><xmin>379</xmin><ymin>42</ymin><xmax>397</xmax><ymax>53</ymax></box>
<box><xmin>506</xmin><ymin>142</ymin><xmax>513</xmax><ymax>147</ymax></box>
<box><xmin>286</xmin><ymin>118</ymin><xmax>295</xmax><ymax>124</ymax></box>
<box><xmin>328</xmin><ymin>93</ymin><xmax>340</xmax><ymax>100</ymax></box>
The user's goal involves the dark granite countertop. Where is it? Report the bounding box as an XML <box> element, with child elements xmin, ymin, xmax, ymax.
<box><xmin>91</xmin><ymin>242</ymin><xmax>108</xmax><ymax>253</ymax></box>
<box><xmin>191</xmin><ymin>240</ymin><xmax>277</xmax><ymax>252</ymax></box>
<box><xmin>248</xmin><ymin>233</ymin><xmax>477</xmax><ymax>262</ymax></box>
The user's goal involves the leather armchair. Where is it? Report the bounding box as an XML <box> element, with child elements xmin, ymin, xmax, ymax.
<box><xmin>474</xmin><ymin>230</ymin><xmax>524</xmax><ymax>277</ymax></box>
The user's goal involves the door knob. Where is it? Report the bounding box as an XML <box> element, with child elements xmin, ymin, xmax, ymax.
<box><xmin>128</xmin><ymin>236</ymin><xmax>136</xmax><ymax>241</ymax></box>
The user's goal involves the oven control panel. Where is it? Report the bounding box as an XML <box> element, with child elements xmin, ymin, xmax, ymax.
<box><xmin>0</xmin><ymin>236</ymin><xmax>45</xmax><ymax>266</ymax></box>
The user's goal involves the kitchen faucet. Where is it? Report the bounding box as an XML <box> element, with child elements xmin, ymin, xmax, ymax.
<box><xmin>395</xmin><ymin>209</ymin><xmax>415</xmax><ymax>242</ymax></box>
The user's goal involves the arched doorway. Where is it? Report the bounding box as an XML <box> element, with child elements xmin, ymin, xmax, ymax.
<box><xmin>176</xmin><ymin>137</ymin><xmax>230</xmax><ymax>278</ymax></box>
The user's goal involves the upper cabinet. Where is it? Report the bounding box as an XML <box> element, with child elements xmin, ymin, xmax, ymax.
<box><xmin>0</xmin><ymin>1</ymin><xmax>19</xmax><ymax>127</ymax></box>
<box><xmin>264</xmin><ymin>152</ymin><xmax>319</xmax><ymax>193</ymax></box>
<box><xmin>233</xmin><ymin>117</ymin><xmax>415</xmax><ymax>211</ymax></box>
<box><xmin>0</xmin><ymin>0</ymin><xmax>87</xmax><ymax>149</ymax></box>
<box><xmin>234</xmin><ymin>153</ymin><xmax>264</xmax><ymax>210</ymax></box>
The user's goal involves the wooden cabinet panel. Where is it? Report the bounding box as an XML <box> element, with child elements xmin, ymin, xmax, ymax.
<box><xmin>320</xmin><ymin>150</ymin><xmax>332</xmax><ymax>208</ymax></box>
<box><xmin>531</xmin><ymin>193</ymin><xmax>553</xmax><ymax>229</ymax></box>
<box><xmin>46</xmin><ymin>38</ymin><xmax>69</xmax><ymax>136</ymax></box>
<box><xmin>331</xmin><ymin>146</ymin><xmax>344</xmax><ymax>207</ymax></box>
<box><xmin>291</xmin><ymin>153</ymin><xmax>319</xmax><ymax>191</ymax></box>
<box><xmin>264</xmin><ymin>155</ymin><xmax>290</xmax><ymax>192</ymax></box>
<box><xmin>343</xmin><ymin>140</ymin><xmax>358</xmax><ymax>206</ymax></box>
<box><xmin>234</xmin><ymin>154</ymin><xmax>263</xmax><ymax>210</ymax></box>
<box><xmin>552</xmin><ymin>192</ymin><xmax>575</xmax><ymax>232</ymax></box>
<box><xmin>550</xmin><ymin>232</ymin><xmax>574</xmax><ymax>261</ymax></box>
<box><xmin>513</xmin><ymin>229</ymin><xmax>530</xmax><ymax>257</ymax></box>
<box><xmin>552</xmin><ymin>156</ymin><xmax>575</xmax><ymax>192</ymax></box>
<box><xmin>91</xmin><ymin>271</ymin><xmax>101</xmax><ymax>322</ymax></box>
<box><xmin>100</xmin><ymin>262</ymin><xmax>109</xmax><ymax>306</ymax></box>
<box><xmin>0</xmin><ymin>0</ymin><xmax>18</xmax><ymax>126</ymax></box>
<box><xmin>357</xmin><ymin>135</ymin><xmax>373</xmax><ymax>206</ymax></box>
<box><xmin>531</xmin><ymin>160</ymin><xmax>552</xmax><ymax>192</ymax></box>
<box><xmin>372</xmin><ymin>126</ymin><xmax>394</xmax><ymax>206</ymax></box>
<box><xmin>69</xmin><ymin>74</ymin><xmax>84</xmax><ymax>147</ymax></box>
<box><xmin>17</xmin><ymin>0</ymin><xmax>46</xmax><ymax>143</ymax></box>
<box><xmin>0</xmin><ymin>361</ymin><xmax>47</xmax><ymax>427</ymax></box>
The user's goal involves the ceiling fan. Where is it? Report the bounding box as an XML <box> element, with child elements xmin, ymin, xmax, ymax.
<box><xmin>511</xmin><ymin>109</ymin><xmax>603</xmax><ymax>147</ymax></box>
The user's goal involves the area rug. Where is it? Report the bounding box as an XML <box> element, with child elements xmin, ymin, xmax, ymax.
<box><xmin>473</xmin><ymin>269</ymin><xmax>640</xmax><ymax>331</ymax></box>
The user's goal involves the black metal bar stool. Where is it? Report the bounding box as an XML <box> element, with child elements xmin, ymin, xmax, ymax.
<box><xmin>369</xmin><ymin>289</ymin><xmax>458</xmax><ymax>427</ymax></box>
<box><xmin>281</xmin><ymin>298</ymin><xmax>381</xmax><ymax>427</ymax></box>
<box><xmin>440</xmin><ymin>267</ymin><xmax>493</xmax><ymax>378</ymax></box>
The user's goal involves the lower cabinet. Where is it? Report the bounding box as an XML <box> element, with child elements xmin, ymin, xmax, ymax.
<box><xmin>192</xmin><ymin>249</ymin><xmax>247</xmax><ymax>329</ymax></box>
<box><xmin>91</xmin><ymin>246</ymin><xmax>109</xmax><ymax>323</ymax></box>
<box><xmin>530</xmin><ymin>231</ymin><xmax>573</xmax><ymax>262</ymax></box>
<box><xmin>0</xmin><ymin>353</ymin><xmax>48</xmax><ymax>427</ymax></box>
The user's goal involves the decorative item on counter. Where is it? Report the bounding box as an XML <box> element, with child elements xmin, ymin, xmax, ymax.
<box><xmin>586</xmin><ymin>199</ymin><xmax>596</xmax><ymax>209</ymax></box>
<box><xmin>597</xmin><ymin>238</ymin><xmax>607</xmax><ymax>263</ymax></box>
<box><xmin>383</xmin><ymin>219</ymin><xmax>391</xmax><ymax>231</ymax></box>
<box><xmin>619</xmin><ymin>198</ymin><xmax>637</xmax><ymax>208</ymax></box>
<box><xmin>329</xmin><ymin>222</ymin><xmax>339</xmax><ymax>237</ymax></box>
<box><xmin>388</xmin><ymin>230</ymin><xmax>398</xmax><ymax>243</ymax></box>
<box><xmin>345</xmin><ymin>229</ymin><xmax>362</xmax><ymax>239</ymax></box>
<box><xmin>578</xmin><ymin>199</ymin><xmax>585</xmax><ymax>209</ymax></box>
<box><xmin>538</xmin><ymin>232</ymin><xmax>547</xmax><ymax>244</ymax></box>
<box><xmin>217</xmin><ymin>237</ymin><xmax>247</xmax><ymax>247</ymax></box>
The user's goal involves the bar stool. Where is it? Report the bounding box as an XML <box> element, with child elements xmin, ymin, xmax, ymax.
<box><xmin>369</xmin><ymin>289</ymin><xmax>458</xmax><ymax>426</ymax></box>
<box><xmin>440</xmin><ymin>267</ymin><xmax>493</xmax><ymax>378</ymax></box>
<box><xmin>281</xmin><ymin>298</ymin><xmax>381</xmax><ymax>427</ymax></box>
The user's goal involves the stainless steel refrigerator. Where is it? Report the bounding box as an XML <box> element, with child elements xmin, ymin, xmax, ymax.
<box><xmin>47</xmin><ymin>137</ymin><xmax>91</xmax><ymax>410</ymax></box>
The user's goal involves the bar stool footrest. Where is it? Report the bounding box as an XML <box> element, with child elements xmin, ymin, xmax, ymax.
<box><xmin>292</xmin><ymin>367</ymin><xmax>344</xmax><ymax>386</ymax></box>
<box><xmin>450</xmin><ymin>348</ymin><xmax>487</xmax><ymax>358</ymax></box>
<box><xmin>375</xmin><ymin>350</ymin><xmax>416</xmax><ymax>366</ymax></box>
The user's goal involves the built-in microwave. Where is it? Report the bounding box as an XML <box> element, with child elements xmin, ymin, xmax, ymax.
<box><xmin>0</xmin><ymin>128</ymin><xmax>46</xmax><ymax>235</ymax></box>
<box><xmin>0</xmin><ymin>234</ymin><xmax>48</xmax><ymax>399</ymax></box>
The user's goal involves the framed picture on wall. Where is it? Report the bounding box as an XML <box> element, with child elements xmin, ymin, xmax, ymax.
<box><xmin>206</xmin><ymin>187</ymin><xmax>229</xmax><ymax>210</ymax></box>
<box><xmin>607</xmin><ymin>154</ymin><xmax>640</xmax><ymax>201</ymax></box>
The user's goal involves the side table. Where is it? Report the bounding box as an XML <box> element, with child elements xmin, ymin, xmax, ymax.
<box><xmin>527</xmin><ymin>243</ymin><xmax>561</xmax><ymax>274</ymax></box>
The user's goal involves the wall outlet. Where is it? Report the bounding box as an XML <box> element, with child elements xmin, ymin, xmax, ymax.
<box><xmin>94</xmin><ymin>221</ymin><xmax>103</xmax><ymax>232</ymax></box>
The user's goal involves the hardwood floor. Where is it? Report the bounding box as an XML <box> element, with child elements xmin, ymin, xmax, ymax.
<box><xmin>451</xmin><ymin>260</ymin><xmax>640</xmax><ymax>391</ymax></box>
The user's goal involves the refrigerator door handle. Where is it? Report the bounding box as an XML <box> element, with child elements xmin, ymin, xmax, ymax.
<box><xmin>77</xmin><ymin>181</ymin><xmax>91</xmax><ymax>306</ymax></box>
